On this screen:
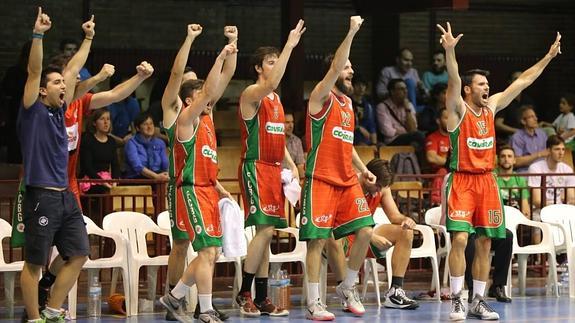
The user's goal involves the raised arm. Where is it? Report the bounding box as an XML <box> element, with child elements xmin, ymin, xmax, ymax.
<box><xmin>63</xmin><ymin>15</ymin><xmax>95</xmax><ymax>105</ymax></box>
<box><xmin>437</xmin><ymin>22</ymin><xmax>465</xmax><ymax>119</ymax></box>
<box><xmin>490</xmin><ymin>33</ymin><xmax>562</xmax><ymax>112</ymax></box>
<box><xmin>211</xmin><ymin>26</ymin><xmax>238</xmax><ymax>105</ymax></box>
<box><xmin>161</xmin><ymin>24</ymin><xmax>202</xmax><ymax>123</ymax></box>
<box><xmin>240</xmin><ymin>20</ymin><xmax>305</xmax><ymax>117</ymax></box>
<box><xmin>90</xmin><ymin>61</ymin><xmax>154</xmax><ymax>109</ymax></box>
<box><xmin>23</xmin><ymin>7</ymin><xmax>51</xmax><ymax>109</ymax></box>
<box><xmin>178</xmin><ymin>44</ymin><xmax>236</xmax><ymax>127</ymax></box>
<box><xmin>73</xmin><ymin>63</ymin><xmax>115</xmax><ymax>100</ymax></box>
<box><xmin>308</xmin><ymin>16</ymin><xmax>362</xmax><ymax>115</ymax></box>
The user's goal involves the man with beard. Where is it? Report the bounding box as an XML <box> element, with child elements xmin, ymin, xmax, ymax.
<box><xmin>422</xmin><ymin>50</ymin><xmax>448</xmax><ymax>91</ymax></box>
<box><xmin>235</xmin><ymin>20</ymin><xmax>304</xmax><ymax>318</ymax></box>
<box><xmin>437</xmin><ymin>21</ymin><xmax>561</xmax><ymax>321</ymax></box>
<box><xmin>299</xmin><ymin>16</ymin><xmax>376</xmax><ymax>321</ymax></box>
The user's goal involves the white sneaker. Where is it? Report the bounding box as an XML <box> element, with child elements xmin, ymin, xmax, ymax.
<box><xmin>335</xmin><ymin>283</ymin><xmax>365</xmax><ymax>316</ymax></box>
<box><xmin>468</xmin><ymin>295</ymin><xmax>500</xmax><ymax>320</ymax></box>
<box><xmin>449</xmin><ymin>292</ymin><xmax>466</xmax><ymax>321</ymax></box>
<box><xmin>306</xmin><ymin>299</ymin><xmax>335</xmax><ymax>321</ymax></box>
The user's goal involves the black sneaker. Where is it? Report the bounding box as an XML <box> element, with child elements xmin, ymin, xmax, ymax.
<box><xmin>194</xmin><ymin>303</ymin><xmax>229</xmax><ymax>321</ymax></box>
<box><xmin>383</xmin><ymin>287</ymin><xmax>419</xmax><ymax>310</ymax></box>
<box><xmin>488</xmin><ymin>285</ymin><xmax>512</xmax><ymax>303</ymax></box>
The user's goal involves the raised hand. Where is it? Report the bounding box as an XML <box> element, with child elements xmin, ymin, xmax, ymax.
<box><xmin>34</xmin><ymin>7</ymin><xmax>51</xmax><ymax>34</ymax></box>
<box><xmin>286</xmin><ymin>19</ymin><xmax>306</xmax><ymax>48</ymax></box>
<box><xmin>82</xmin><ymin>15</ymin><xmax>95</xmax><ymax>38</ymax></box>
<box><xmin>437</xmin><ymin>22</ymin><xmax>463</xmax><ymax>50</ymax></box>
<box><xmin>547</xmin><ymin>32</ymin><xmax>562</xmax><ymax>58</ymax></box>
<box><xmin>187</xmin><ymin>24</ymin><xmax>203</xmax><ymax>39</ymax></box>
<box><xmin>96</xmin><ymin>63</ymin><xmax>115</xmax><ymax>80</ymax></box>
<box><xmin>219</xmin><ymin>43</ymin><xmax>238</xmax><ymax>59</ymax></box>
<box><xmin>136</xmin><ymin>61</ymin><xmax>154</xmax><ymax>78</ymax></box>
<box><xmin>349</xmin><ymin>16</ymin><xmax>364</xmax><ymax>34</ymax></box>
<box><xmin>224</xmin><ymin>26</ymin><xmax>238</xmax><ymax>43</ymax></box>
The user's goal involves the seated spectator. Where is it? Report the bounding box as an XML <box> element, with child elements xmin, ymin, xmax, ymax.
<box><xmin>282</xmin><ymin>112</ymin><xmax>305</xmax><ymax>175</ymax></box>
<box><xmin>376</xmin><ymin>79</ymin><xmax>425</xmax><ymax>152</ymax></box>
<box><xmin>509</xmin><ymin>105</ymin><xmax>548</xmax><ymax>172</ymax></box>
<box><xmin>496</xmin><ymin>145</ymin><xmax>530</xmax><ymax>216</ymax></box>
<box><xmin>495</xmin><ymin>71</ymin><xmax>536</xmax><ymax>144</ymax></box>
<box><xmin>124</xmin><ymin>112</ymin><xmax>169</xmax><ymax>180</ymax></box>
<box><xmin>548</xmin><ymin>94</ymin><xmax>575</xmax><ymax>150</ymax></box>
<box><xmin>80</xmin><ymin>108</ymin><xmax>120</xmax><ymax>194</ymax></box>
<box><xmin>375</xmin><ymin>48</ymin><xmax>427</xmax><ymax>107</ymax></box>
<box><xmin>528</xmin><ymin>135</ymin><xmax>575</xmax><ymax>209</ymax></box>
<box><xmin>425</xmin><ymin>108</ymin><xmax>449</xmax><ymax>205</ymax></box>
<box><xmin>59</xmin><ymin>38</ymin><xmax>91</xmax><ymax>81</ymax></box>
<box><xmin>418</xmin><ymin>82</ymin><xmax>447</xmax><ymax>134</ymax></box>
<box><xmin>351</xmin><ymin>76</ymin><xmax>377</xmax><ymax>145</ymax></box>
<box><xmin>107</xmin><ymin>73</ymin><xmax>141</xmax><ymax>144</ymax></box>
<box><xmin>422</xmin><ymin>50</ymin><xmax>448</xmax><ymax>92</ymax></box>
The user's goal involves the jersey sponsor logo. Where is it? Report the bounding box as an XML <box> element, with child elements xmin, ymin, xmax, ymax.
<box><xmin>201</xmin><ymin>145</ymin><xmax>218</xmax><ymax>163</ymax></box>
<box><xmin>315</xmin><ymin>214</ymin><xmax>333</xmax><ymax>224</ymax></box>
<box><xmin>246</xmin><ymin>170</ymin><xmax>256</xmax><ymax>207</ymax></box>
<box><xmin>466</xmin><ymin>136</ymin><xmax>494</xmax><ymax>150</ymax></box>
<box><xmin>332</xmin><ymin>126</ymin><xmax>354</xmax><ymax>144</ymax></box>
<box><xmin>185</xmin><ymin>190</ymin><xmax>199</xmax><ymax>224</ymax></box>
<box><xmin>449</xmin><ymin>210</ymin><xmax>470</xmax><ymax>219</ymax></box>
<box><xmin>262</xmin><ymin>204</ymin><xmax>281</xmax><ymax>214</ymax></box>
<box><xmin>265</xmin><ymin>122</ymin><xmax>285</xmax><ymax>135</ymax></box>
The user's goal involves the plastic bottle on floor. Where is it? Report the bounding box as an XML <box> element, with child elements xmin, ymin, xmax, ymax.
<box><xmin>88</xmin><ymin>275</ymin><xmax>102</xmax><ymax>317</ymax></box>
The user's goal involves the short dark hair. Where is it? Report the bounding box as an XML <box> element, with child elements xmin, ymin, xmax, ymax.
<box><xmin>431</xmin><ymin>82</ymin><xmax>447</xmax><ymax>98</ymax></box>
<box><xmin>498</xmin><ymin>144</ymin><xmax>515</xmax><ymax>156</ymax></box>
<box><xmin>547</xmin><ymin>135</ymin><xmax>566</xmax><ymax>149</ymax></box>
<box><xmin>134</xmin><ymin>111</ymin><xmax>154</xmax><ymax>130</ymax></box>
<box><xmin>366</xmin><ymin>158</ymin><xmax>395</xmax><ymax>188</ymax></box>
<box><xmin>250</xmin><ymin>46</ymin><xmax>280</xmax><ymax>79</ymax></box>
<box><xmin>562</xmin><ymin>93</ymin><xmax>575</xmax><ymax>108</ymax></box>
<box><xmin>40</xmin><ymin>66</ymin><xmax>63</xmax><ymax>88</ymax></box>
<box><xmin>88</xmin><ymin>107</ymin><xmax>110</xmax><ymax>134</ymax></box>
<box><xmin>59</xmin><ymin>38</ymin><xmax>78</xmax><ymax>51</ymax></box>
<box><xmin>387</xmin><ymin>78</ymin><xmax>406</xmax><ymax>93</ymax></box>
<box><xmin>179</xmin><ymin>79</ymin><xmax>204</xmax><ymax>101</ymax></box>
<box><xmin>351</xmin><ymin>73</ymin><xmax>366</xmax><ymax>88</ymax></box>
<box><xmin>461</xmin><ymin>69</ymin><xmax>490</xmax><ymax>87</ymax></box>
<box><xmin>436</xmin><ymin>107</ymin><xmax>447</xmax><ymax>119</ymax></box>
<box><xmin>432</xmin><ymin>49</ymin><xmax>445</xmax><ymax>58</ymax></box>
<box><xmin>518</xmin><ymin>104</ymin><xmax>535</xmax><ymax>119</ymax></box>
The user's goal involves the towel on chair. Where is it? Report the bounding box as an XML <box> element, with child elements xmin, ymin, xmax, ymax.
<box><xmin>218</xmin><ymin>197</ymin><xmax>247</xmax><ymax>257</ymax></box>
<box><xmin>281</xmin><ymin>169</ymin><xmax>301</xmax><ymax>207</ymax></box>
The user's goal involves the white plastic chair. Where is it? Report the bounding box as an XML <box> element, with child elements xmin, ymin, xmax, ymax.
<box><xmin>65</xmin><ymin>216</ymin><xmax>131</xmax><ymax>319</ymax></box>
<box><xmin>505</xmin><ymin>205</ymin><xmax>559</xmax><ymax>297</ymax></box>
<box><xmin>540</xmin><ymin>204</ymin><xmax>575</xmax><ymax>298</ymax></box>
<box><xmin>362</xmin><ymin>208</ymin><xmax>441</xmax><ymax>303</ymax></box>
<box><xmin>424</xmin><ymin>207</ymin><xmax>451</xmax><ymax>289</ymax></box>
<box><xmin>0</xmin><ymin>218</ymin><xmax>24</xmax><ymax>318</ymax></box>
<box><xmin>103</xmin><ymin>211</ymin><xmax>170</xmax><ymax>315</ymax></box>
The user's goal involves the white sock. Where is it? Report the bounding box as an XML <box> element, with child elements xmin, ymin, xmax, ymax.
<box><xmin>450</xmin><ymin>276</ymin><xmax>464</xmax><ymax>295</ymax></box>
<box><xmin>342</xmin><ymin>268</ymin><xmax>359</xmax><ymax>289</ymax></box>
<box><xmin>170</xmin><ymin>280</ymin><xmax>190</xmax><ymax>299</ymax></box>
<box><xmin>198</xmin><ymin>294</ymin><xmax>213</xmax><ymax>313</ymax></box>
<box><xmin>473</xmin><ymin>280</ymin><xmax>487</xmax><ymax>298</ymax></box>
<box><xmin>307</xmin><ymin>282</ymin><xmax>320</xmax><ymax>305</ymax></box>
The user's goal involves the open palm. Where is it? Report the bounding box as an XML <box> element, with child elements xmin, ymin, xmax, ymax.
<box><xmin>437</xmin><ymin>22</ymin><xmax>463</xmax><ymax>50</ymax></box>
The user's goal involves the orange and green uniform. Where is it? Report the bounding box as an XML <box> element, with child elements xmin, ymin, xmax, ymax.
<box><xmin>166</xmin><ymin>113</ymin><xmax>222</xmax><ymax>250</ymax></box>
<box><xmin>442</xmin><ymin>104</ymin><xmax>505</xmax><ymax>238</ymax></box>
<box><xmin>300</xmin><ymin>91</ymin><xmax>374</xmax><ymax>240</ymax></box>
<box><xmin>344</xmin><ymin>191</ymin><xmax>387</xmax><ymax>258</ymax></box>
<box><xmin>238</xmin><ymin>92</ymin><xmax>287</xmax><ymax>228</ymax></box>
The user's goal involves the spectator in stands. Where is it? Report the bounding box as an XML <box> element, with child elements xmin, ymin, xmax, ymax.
<box><xmin>79</xmin><ymin>108</ymin><xmax>120</xmax><ymax>194</ymax></box>
<box><xmin>375</xmin><ymin>48</ymin><xmax>427</xmax><ymax>106</ymax></box>
<box><xmin>422</xmin><ymin>50</ymin><xmax>448</xmax><ymax>92</ymax></box>
<box><xmin>123</xmin><ymin>111</ymin><xmax>169</xmax><ymax>180</ymax></box>
<box><xmin>495</xmin><ymin>71</ymin><xmax>536</xmax><ymax>144</ymax></box>
<box><xmin>418</xmin><ymin>82</ymin><xmax>447</xmax><ymax>134</ymax></box>
<box><xmin>509</xmin><ymin>105</ymin><xmax>548</xmax><ymax>172</ymax></box>
<box><xmin>0</xmin><ymin>41</ymin><xmax>31</xmax><ymax>163</ymax></box>
<box><xmin>107</xmin><ymin>72</ymin><xmax>141</xmax><ymax>145</ymax></box>
<box><xmin>282</xmin><ymin>112</ymin><xmax>305</xmax><ymax>175</ymax></box>
<box><xmin>59</xmin><ymin>38</ymin><xmax>91</xmax><ymax>81</ymax></box>
<box><xmin>545</xmin><ymin>94</ymin><xmax>575</xmax><ymax>151</ymax></box>
<box><xmin>528</xmin><ymin>135</ymin><xmax>575</xmax><ymax>209</ymax></box>
<box><xmin>496</xmin><ymin>145</ymin><xmax>530</xmax><ymax>216</ymax></box>
<box><xmin>376</xmin><ymin>78</ymin><xmax>425</xmax><ymax>154</ymax></box>
<box><xmin>425</xmin><ymin>107</ymin><xmax>450</xmax><ymax>205</ymax></box>
<box><xmin>351</xmin><ymin>75</ymin><xmax>377</xmax><ymax>145</ymax></box>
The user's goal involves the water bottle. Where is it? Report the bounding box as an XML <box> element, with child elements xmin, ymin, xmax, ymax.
<box><xmin>279</xmin><ymin>270</ymin><xmax>291</xmax><ymax>310</ymax></box>
<box><xmin>269</xmin><ymin>269</ymin><xmax>280</xmax><ymax>307</ymax></box>
<box><xmin>560</xmin><ymin>267</ymin><xmax>569</xmax><ymax>296</ymax></box>
<box><xmin>88</xmin><ymin>275</ymin><xmax>102</xmax><ymax>317</ymax></box>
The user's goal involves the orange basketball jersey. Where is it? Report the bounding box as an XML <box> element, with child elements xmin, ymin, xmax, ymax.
<box><xmin>305</xmin><ymin>91</ymin><xmax>357</xmax><ymax>187</ymax></box>
<box><xmin>239</xmin><ymin>92</ymin><xmax>285</xmax><ymax>164</ymax></box>
<box><xmin>449</xmin><ymin>104</ymin><xmax>496</xmax><ymax>173</ymax></box>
